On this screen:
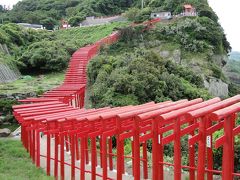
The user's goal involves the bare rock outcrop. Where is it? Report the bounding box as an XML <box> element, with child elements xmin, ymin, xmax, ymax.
<box><xmin>204</xmin><ymin>77</ymin><xmax>228</xmax><ymax>97</ymax></box>
<box><xmin>0</xmin><ymin>128</ymin><xmax>11</xmax><ymax>137</ymax></box>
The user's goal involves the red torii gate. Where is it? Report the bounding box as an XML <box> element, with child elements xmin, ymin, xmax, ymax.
<box><xmin>13</xmin><ymin>96</ymin><xmax>240</xmax><ymax>179</ymax></box>
<box><xmin>11</xmin><ymin>18</ymin><xmax>240</xmax><ymax>180</ymax></box>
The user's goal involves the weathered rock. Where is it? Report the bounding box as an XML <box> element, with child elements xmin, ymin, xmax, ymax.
<box><xmin>0</xmin><ymin>128</ymin><xmax>11</xmax><ymax>137</ymax></box>
<box><xmin>212</xmin><ymin>54</ymin><xmax>228</xmax><ymax>67</ymax></box>
<box><xmin>0</xmin><ymin>92</ymin><xmax>37</xmax><ymax>101</ymax></box>
<box><xmin>204</xmin><ymin>77</ymin><xmax>228</xmax><ymax>97</ymax></box>
<box><xmin>159</xmin><ymin>50</ymin><xmax>170</xmax><ymax>58</ymax></box>
<box><xmin>172</xmin><ymin>49</ymin><xmax>181</xmax><ymax>64</ymax></box>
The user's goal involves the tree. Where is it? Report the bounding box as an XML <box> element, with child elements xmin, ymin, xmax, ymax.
<box><xmin>18</xmin><ymin>41</ymin><xmax>70</xmax><ymax>72</ymax></box>
<box><xmin>40</xmin><ymin>17</ymin><xmax>58</xmax><ymax>30</ymax></box>
<box><xmin>0</xmin><ymin>5</ymin><xmax>4</xmax><ymax>13</ymax></box>
<box><xmin>68</xmin><ymin>16</ymin><xmax>85</xmax><ymax>27</ymax></box>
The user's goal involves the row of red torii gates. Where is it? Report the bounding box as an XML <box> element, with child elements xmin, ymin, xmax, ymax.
<box><xmin>12</xmin><ymin>19</ymin><xmax>240</xmax><ymax>179</ymax></box>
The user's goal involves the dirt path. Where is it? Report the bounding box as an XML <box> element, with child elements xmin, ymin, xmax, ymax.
<box><xmin>39</xmin><ymin>135</ymin><xmax>134</xmax><ymax>180</ymax></box>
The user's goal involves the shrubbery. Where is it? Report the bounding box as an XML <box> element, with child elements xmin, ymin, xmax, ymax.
<box><xmin>0</xmin><ymin>22</ymin><xmax>125</xmax><ymax>74</ymax></box>
<box><xmin>18</xmin><ymin>41</ymin><xmax>70</xmax><ymax>72</ymax></box>
<box><xmin>154</xmin><ymin>17</ymin><xmax>231</xmax><ymax>54</ymax></box>
<box><xmin>0</xmin><ymin>99</ymin><xmax>19</xmax><ymax>124</ymax></box>
<box><xmin>124</xmin><ymin>7</ymin><xmax>151</xmax><ymax>23</ymax></box>
<box><xmin>0</xmin><ymin>0</ymin><xmax>136</xmax><ymax>29</ymax></box>
<box><xmin>88</xmin><ymin>47</ymin><xmax>211</xmax><ymax>107</ymax></box>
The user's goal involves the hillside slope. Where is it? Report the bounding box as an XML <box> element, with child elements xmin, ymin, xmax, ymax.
<box><xmin>0</xmin><ymin>22</ymin><xmax>127</xmax><ymax>75</ymax></box>
<box><xmin>0</xmin><ymin>0</ymin><xmax>136</xmax><ymax>29</ymax></box>
<box><xmin>0</xmin><ymin>0</ymin><xmax>219</xmax><ymax>29</ymax></box>
<box><xmin>87</xmin><ymin>1</ymin><xmax>235</xmax><ymax>107</ymax></box>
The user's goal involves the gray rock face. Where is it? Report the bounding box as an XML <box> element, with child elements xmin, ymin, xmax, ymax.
<box><xmin>172</xmin><ymin>50</ymin><xmax>181</xmax><ymax>64</ymax></box>
<box><xmin>0</xmin><ymin>92</ymin><xmax>37</xmax><ymax>100</ymax></box>
<box><xmin>212</xmin><ymin>54</ymin><xmax>228</xmax><ymax>67</ymax></box>
<box><xmin>159</xmin><ymin>50</ymin><xmax>170</xmax><ymax>58</ymax></box>
<box><xmin>159</xmin><ymin>49</ymin><xmax>182</xmax><ymax>64</ymax></box>
<box><xmin>204</xmin><ymin>77</ymin><xmax>228</xmax><ymax>97</ymax></box>
<box><xmin>0</xmin><ymin>128</ymin><xmax>11</xmax><ymax>137</ymax></box>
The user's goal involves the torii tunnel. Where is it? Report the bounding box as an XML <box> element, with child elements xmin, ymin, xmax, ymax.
<box><xmin>12</xmin><ymin>19</ymin><xmax>240</xmax><ymax>180</ymax></box>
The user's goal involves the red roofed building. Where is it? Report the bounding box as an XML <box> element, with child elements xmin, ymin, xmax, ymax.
<box><xmin>183</xmin><ymin>4</ymin><xmax>197</xmax><ymax>16</ymax></box>
<box><xmin>60</xmin><ymin>19</ymin><xmax>71</xmax><ymax>29</ymax></box>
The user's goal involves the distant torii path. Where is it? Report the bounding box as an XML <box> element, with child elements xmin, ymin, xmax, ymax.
<box><xmin>12</xmin><ymin>18</ymin><xmax>240</xmax><ymax>180</ymax></box>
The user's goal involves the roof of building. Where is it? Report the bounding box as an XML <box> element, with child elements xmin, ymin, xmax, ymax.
<box><xmin>81</xmin><ymin>16</ymin><xmax>126</xmax><ymax>26</ymax></box>
<box><xmin>18</xmin><ymin>23</ymin><xmax>43</xmax><ymax>29</ymax></box>
<box><xmin>151</xmin><ymin>11</ymin><xmax>171</xmax><ymax>14</ymax></box>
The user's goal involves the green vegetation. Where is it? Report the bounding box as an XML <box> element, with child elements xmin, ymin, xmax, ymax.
<box><xmin>0</xmin><ymin>98</ymin><xmax>19</xmax><ymax>126</ymax></box>
<box><xmin>0</xmin><ymin>0</ymin><xmax>136</xmax><ymax>29</ymax></box>
<box><xmin>87</xmin><ymin>13</ymin><xmax>233</xmax><ymax>108</ymax></box>
<box><xmin>0</xmin><ymin>139</ymin><xmax>53</xmax><ymax>180</ymax></box>
<box><xmin>0</xmin><ymin>72</ymin><xmax>64</xmax><ymax>126</ymax></box>
<box><xmin>0</xmin><ymin>72</ymin><xmax>65</xmax><ymax>94</ymax></box>
<box><xmin>154</xmin><ymin>17</ymin><xmax>230</xmax><ymax>54</ymax></box>
<box><xmin>0</xmin><ymin>23</ymin><xmax>52</xmax><ymax>73</ymax></box>
<box><xmin>0</xmin><ymin>22</ymin><xmax>127</xmax><ymax>74</ymax></box>
<box><xmin>124</xmin><ymin>7</ymin><xmax>152</xmax><ymax>23</ymax></box>
<box><xmin>87</xmin><ymin>26</ymin><xmax>212</xmax><ymax>107</ymax></box>
<box><xmin>0</xmin><ymin>0</ymin><xmax>221</xmax><ymax>29</ymax></box>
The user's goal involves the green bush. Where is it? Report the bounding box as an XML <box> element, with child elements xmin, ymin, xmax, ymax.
<box><xmin>0</xmin><ymin>99</ymin><xmax>19</xmax><ymax>124</ymax></box>
<box><xmin>18</xmin><ymin>41</ymin><xmax>70</xmax><ymax>72</ymax></box>
<box><xmin>69</xmin><ymin>16</ymin><xmax>85</xmax><ymax>27</ymax></box>
<box><xmin>228</xmin><ymin>83</ymin><xmax>240</xmax><ymax>97</ymax></box>
<box><xmin>88</xmin><ymin>47</ymin><xmax>210</xmax><ymax>107</ymax></box>
<box><xmin>153</xmin><ymin>17</ymin><xmax>231</xmax><ymax>54</ymax></box>
<box><xmin>0</xmin><ymin>99</ymin><xmax>18</xmax><ymax>115</ymax></box>
<box><xmin>210</xmin><ymin>64</ymin><xmax>226</xmax><ymax>81</ymax></box>
<box><xmin>124</xmin><ymin>7</ymin><xmax>151</xmax><ymax>23</ymax></box>
<box><xmin>0</xmin><ymin>0</ymin><xmax>135</xmax><ymax>28</ymax></box>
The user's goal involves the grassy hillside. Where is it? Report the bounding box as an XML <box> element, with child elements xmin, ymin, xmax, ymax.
<box><xmin>0</xmin><ymin>0</ymin><xmax>135</xmax><ymax>29</ymax></box>
<box><xmin>0</xmin><ymin>72</ymin><xmax>65</xmax><ymax>94</ymax></box>
<box><xmin>0</xmin><ymin>0</ymin><xmax>220</xmax><ymax>29</ymax></box>
<box><xmin>0</xmin><ymin>22</ymin><xmax>128</xmax><ymax>74</ymax></box>
<box><xmin>86</xmin><ymin>14</ymin><xmax>233</xmax><ymax>107</ymax></box>
<box><xmin>87</xmin><ymin>18</ymin><xmax>220</xmax><ymax>107</ymax></box>
<box><xmin>0</xmin><ymin>139</ymin><xmax>53</xmax><ymax>180</ymax></box>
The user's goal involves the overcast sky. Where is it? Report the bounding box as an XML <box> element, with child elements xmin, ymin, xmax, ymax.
<box><xmin>208</xmin><ymin>0</ymin><xmax>240</xmax><ymax>52</ymax></box>
<box><xmin>1</xmin><ymin>0</ymin><xmax>239</xmax><ymax>52</ymax></box>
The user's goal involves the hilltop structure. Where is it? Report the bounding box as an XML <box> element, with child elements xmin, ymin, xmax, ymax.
<box><xmin>17</xmin><ymin>23</ymin><xmax>44</xmax><ymax>30</ymax></box>
<box><xmin>151</xmin><ymin>12</ymin><xmax>172</xmax><ymax>20</ymax></box>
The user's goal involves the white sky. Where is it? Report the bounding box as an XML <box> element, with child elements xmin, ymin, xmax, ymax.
<box><xmin>0</xmin><ymin>0</ymin><xmax>239</xmax><ymax>51</ymax></box>
<box><xmin>0</xmin><ymin>0</ymin><xmax>20</xmax><ymax>7</ymax></box>
<box><xmin>208</xmin><ymin>0</ymin><xmax>240</xmax><ymax>52</ymax></box>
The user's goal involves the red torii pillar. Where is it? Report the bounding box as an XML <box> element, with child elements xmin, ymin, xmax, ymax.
<box><xmin>210</xmin><ymin>102</ymin><xmax>240</xmax><ymax>180</ymax></box>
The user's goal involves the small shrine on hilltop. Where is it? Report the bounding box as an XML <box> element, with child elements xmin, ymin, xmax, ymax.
<box><xmin>60</xmin><ymin>19</ymin><xmax>71</xmax><ymax>29</ymax></box>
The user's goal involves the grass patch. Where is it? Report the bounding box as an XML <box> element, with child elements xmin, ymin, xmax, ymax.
<box><xmin>0</xmin><ymin>72</ymin><xmax>65</xmax><ymax>94</ymax></box>
<box><xmin>0</xmin><ymin>139</ymin><xmax>53</xmax><ymax>180</ymax></box>
<box><xmin>54</xmin><ymin>22</ymin><xmax>129</xmax><ymax>47</ymax></box>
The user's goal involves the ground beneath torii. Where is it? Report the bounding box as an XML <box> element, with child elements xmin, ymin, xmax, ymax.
<box><xmin>39</xmin><ymin>135</ymin><xmax>189</xmax><ymax>180</ymax></box>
